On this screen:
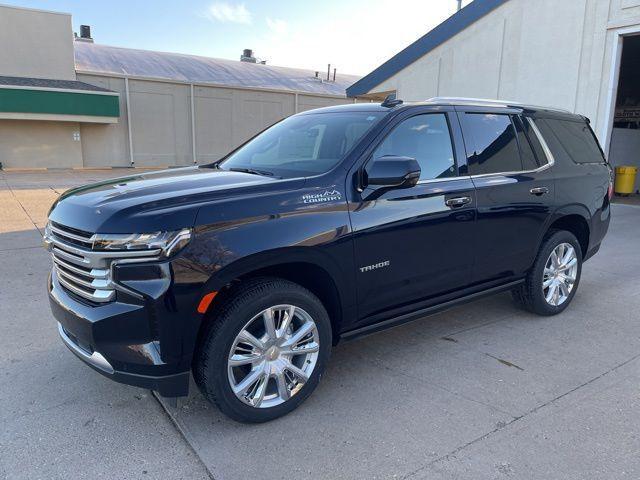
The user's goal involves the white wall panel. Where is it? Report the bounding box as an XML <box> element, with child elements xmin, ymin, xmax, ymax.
<box><xmin>194</xmin><ymin>90</ymin><xmax>234</xmax><ymax>163</ymax></box>
<box><xmin>128</xmin><ymin>80</ymin><xmax>191</xmax><ymax>167</ymax></box>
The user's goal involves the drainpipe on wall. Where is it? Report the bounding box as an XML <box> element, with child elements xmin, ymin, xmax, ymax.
<box><xmin>125</xmin><ymin>77</ymin><xmax>134</xmax><ymax>166</ymax></box>
<box><xmin>190</xmin><ymin>84</ymin><xmax>197</xmax><ymax>164</ymax></box>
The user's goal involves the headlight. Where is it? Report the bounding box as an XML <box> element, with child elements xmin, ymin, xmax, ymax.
<box><xmin>92</xmin><ymin>228</ymin><xmax>192</xmax><ymax>257</ymax></box>
<box><xmin>43</xmin><ymin>222</ymin><xmax>53</xmax><ymax>250</ymax></box>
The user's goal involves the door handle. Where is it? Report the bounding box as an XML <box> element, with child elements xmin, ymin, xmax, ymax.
<box><xmin>445</xmin><ymin>196</ymin><xmax>472</xmax><ymax>208</ymax></box>
<box><xmin>530</xmin><ymin>187</ymin><xmax>549</xmax><ymax>196</ymax></box>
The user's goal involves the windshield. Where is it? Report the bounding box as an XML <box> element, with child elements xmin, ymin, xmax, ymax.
<box><xmin>218</xmin><ymin>111</ymin><xmax>384</xmax><ymax>178</ymax></box>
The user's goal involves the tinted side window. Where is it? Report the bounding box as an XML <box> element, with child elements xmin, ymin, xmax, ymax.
<box><xmin>460</xmin><ymin>113</ymin><xmax>521</xmax><ymax>175</ymax></box>
<box><xmin>372</xmin><ymin>113</ymin><xmax>456</xmax><ymax>181</ymax></box>
<box><xmin>535</xmin><ymin>118</ymin><xmax>604</xmax><ymax>164</ymax></box>
<box><xmin>514</xmin><ymin>116</ymin><xmax>540</xmax><ymax>170</ymax></box>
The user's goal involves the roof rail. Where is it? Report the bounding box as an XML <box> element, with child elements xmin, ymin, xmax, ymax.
<box><xmin>425</xmin><ymin>96</ymin><xmax>572</xmax><ymax>113</ymax></box>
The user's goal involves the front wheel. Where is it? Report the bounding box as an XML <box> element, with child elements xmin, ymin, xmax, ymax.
<box><xmin>193</xmin><ymin>278</ymin><xmax>332</xmax><ymax>423</ymax></box>
<box><xmin>512</xmin><ymin>230</ymin><xmax>583</xmax><ymax>315</ymax></box>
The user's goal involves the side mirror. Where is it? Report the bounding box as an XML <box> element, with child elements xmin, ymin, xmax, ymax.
<box><xmin>364</xmin><ymin>156</ymin><xmax>421</xmax><ymax>189</ymax></box>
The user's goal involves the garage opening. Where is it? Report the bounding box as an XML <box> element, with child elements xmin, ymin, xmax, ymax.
<box><xmin>609</xmin><ymin>34</ymin><xmax>640</xmax><ymax>195</ymax></box>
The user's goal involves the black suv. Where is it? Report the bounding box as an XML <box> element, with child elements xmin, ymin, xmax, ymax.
<box><xmin>45</xmin><ymin>97</ymin><xmax>612</xmax><ymax>422</ymax></box>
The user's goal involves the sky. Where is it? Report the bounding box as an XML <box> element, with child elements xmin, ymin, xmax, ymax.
<box><xmin>5</xmin><ymin>0</ymin><xmax>473</xmax><ymax>76</ymax></box>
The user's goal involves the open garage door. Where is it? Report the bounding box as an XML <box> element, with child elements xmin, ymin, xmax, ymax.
<box><xmin>609</xmin><ymin>34</ymin><xmax>640</xmax><ymax>196</ymax></box>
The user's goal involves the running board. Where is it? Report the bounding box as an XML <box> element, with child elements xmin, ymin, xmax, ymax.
<box><xmin>341</xmin><ymin>279</ymin><xmax>524</xmax><ymax>341</ymax></box>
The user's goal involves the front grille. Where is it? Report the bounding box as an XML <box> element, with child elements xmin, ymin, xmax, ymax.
<box><xmin>49</xmin><ymin>223</ymin><xmax>115</xmax><ymax>303</ymax></box>
<box><xmin>46</xmin><ymin>222</ymin><xmax>161</xmax><ymax>304</ymax></box>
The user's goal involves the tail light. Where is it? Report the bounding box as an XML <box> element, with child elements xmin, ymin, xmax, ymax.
<box><xmin>608</xmin><ymin>167</ymin><xmax>614</xmax><ymax>200</ymax></box>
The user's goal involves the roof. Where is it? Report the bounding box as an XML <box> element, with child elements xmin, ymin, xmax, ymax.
<box><xmin>74</xmin><ymin>42</ymin><xmax>361</xmax><ymax>97</ymax></box>
<box><xmin>0</xmin><ymin>75</ymin><xmax>114</xmax><ymax>93</ymax></box>
<box><xmin>346</xmin><ymin>0</ymin><xmax>511</xmax><ymax>98</ymax></box>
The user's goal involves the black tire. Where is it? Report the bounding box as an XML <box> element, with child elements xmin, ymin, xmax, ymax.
<box><xmin>193</xmin><ymin>277</ymin><xmax>332</xmax><ymax>423</ymax></box>
<box><xmin>512</xmin><ymin>230</ymin><xmax>583</xmax><ymax>316</ymax></box>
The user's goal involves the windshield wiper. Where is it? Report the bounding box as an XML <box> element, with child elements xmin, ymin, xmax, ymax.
<box><xmin>228</xmin><ymin>167</ymin><xmax>276</xmax><ymax>177</ymax></box>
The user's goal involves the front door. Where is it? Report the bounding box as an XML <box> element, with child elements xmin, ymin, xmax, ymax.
<box><xmin>349</xmin><ymin>109</ymin><xmax>476</xmax><ymax>325</ymax></box>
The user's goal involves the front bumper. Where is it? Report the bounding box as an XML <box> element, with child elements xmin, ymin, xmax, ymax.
<box><xmin>48</xmin><ymin>269</ymin><xmax>194</xmax><ymax>397</ymax></box>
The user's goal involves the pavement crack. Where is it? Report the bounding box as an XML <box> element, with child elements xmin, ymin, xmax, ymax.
<box><xmin>152</xmin><ymin>391</ymin><xmax>216</xmax><ymax>480</ymax></box>
<box><xmin>356</xmin><ymin>352</ymin><xmax>518</xmax><ymax>418</ymax></box>
<box><xmin>0</xmin><ymin>245</ymin><xmax>44</xmax><ymax>252</ymax></box>
<box><xmin>443</xmin><ymin>316</ymin><xmax>509</xmax><ymax>337</ymax></box>
<box><xmin>484</xmin><ymin>353</ymin><xmax>524</xmax><ymax>371</ymax></box>
<box><xmin>4</xmin><ymin>180</ymin><xmax>42</xmax><ymax>235</ymax></box>
<box><xmin>401</xmin><ymin>351</ymin><xmax>640</xmax><ymax>479</ymax></box>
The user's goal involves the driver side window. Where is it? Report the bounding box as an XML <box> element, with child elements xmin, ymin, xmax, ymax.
<box><xmin>372</xmin><ymin>113</ymin><xmax>456</xmax><ymax>181</ymax></box>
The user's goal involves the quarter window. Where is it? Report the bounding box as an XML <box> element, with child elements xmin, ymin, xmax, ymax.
<box><xmin>535</xmin><ymin>118</ymin><xmax>604</xmax><ymax>165</ymax></box>
<box><xmin>461</xmin><ymin>113</ymin><xmax>521</xmax><ymax>175</ymax></box>
<box><xmin>372</xmin><ymin>113</ymin><xmax>456</xmax><ymax>181</ymax></box>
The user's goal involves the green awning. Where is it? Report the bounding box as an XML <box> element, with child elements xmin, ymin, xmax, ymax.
<box><xmin>0</xmin><ymin>76</ymin><xmax>119</xmax><ymax>123</ymax></box>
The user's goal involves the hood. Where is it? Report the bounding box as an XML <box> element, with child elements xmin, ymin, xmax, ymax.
<box><xmin>48</xmin><ymin>166</ymin><xmax>299</xmax><ymax>233</ymax></box>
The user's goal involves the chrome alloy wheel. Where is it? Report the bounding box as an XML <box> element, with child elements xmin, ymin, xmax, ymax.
<box><xmin>543</xmin><ymin>243</ymin><xmax>578</xmax><ymax>307</ymax></box>
<box><xmin>227</xmin><ymin>305</ymin><xmax>320</xmax><ymax>408</ymax></box>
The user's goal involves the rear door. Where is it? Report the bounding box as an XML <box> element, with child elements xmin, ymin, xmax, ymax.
<box><xmin>348</xmin><ymin>107</ymin><xmax>476</xmax><ymax>324</ymax></box>
<box><xmin>457</xmin><ymin>108</ymin><xmax>555</xmax><ymax>284</ymax></box>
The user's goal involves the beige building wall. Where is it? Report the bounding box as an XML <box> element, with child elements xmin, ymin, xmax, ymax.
<box><xmin>298</xmin><ymin>95</ymin><xmax>350</xmax><ymax>112</ymax></box>
<box><xmin>195</xmin><ymin>86</ymin><xmax>296</xmax><ymax>164</ymax></box>
<box><xmin>128</xmin><ymin>80</ymin><xmax>192</xmax><ymax>167</ymax></box>
<box><xmin>367</xmin><ymin>0</ymin><xmax>640</xmax><ymax>150</ymax></box>
<box><xmin>0</xmin><ymin>4</ymin><xmax>76</xmax><ymax>80</ymax></box>
<box><xmin>0</xmin><ymin>120</ymin><xmax>82</xmax><ymax>168</ymax></box>
<box><xmin>76</xmin><ymin>74</ymin><xmax>131</xmax><ymax>167</ymax></box>
<box><xmin>76</xmin><ymin>73</ymin><xmax>355</xmax><ymax>168</ymax></box>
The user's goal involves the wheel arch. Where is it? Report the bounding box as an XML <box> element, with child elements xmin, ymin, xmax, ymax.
<box><xmin>196</xmin><ymin>248</ymin><xmax>352</xmax><ymax>346</ymax></box>
<box><xmin>541</xmin><ymin>206</ymin><xmax>591</xmax><ymax>258</ymax></box>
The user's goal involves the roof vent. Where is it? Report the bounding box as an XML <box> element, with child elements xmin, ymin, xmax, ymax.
<box><xmin>240</xmin><ymin>49</ymin><xmax>266</xmax><ymax>64</ymax></box>
<box><xmin>240</xmin><ymin>49</ymin><xmax>257</xmax><ymax>63</ymax></box>
<box><xmin>75</xmin><ymin>25</ymin><xmax>94</xmax><ymax>43</ymax></box>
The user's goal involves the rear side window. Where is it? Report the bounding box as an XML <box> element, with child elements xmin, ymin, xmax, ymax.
<box><xmin>535</xmin><ymin>118</ymin><xmax>604</xmax><ymax>165</ymax></box>
<box><xmin>372</xmin><ymin>113</ymin><xmax>456</xmax><ymax>181</ymax></box>
<box><xmin>460</xmin><ymin>113</ymin><xmax>521</xmax><ymax>175</ymax></box>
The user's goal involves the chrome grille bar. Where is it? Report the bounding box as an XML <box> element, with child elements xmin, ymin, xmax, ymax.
<box><xmin>52</xmin><ymin>255</ymin><xmax>108</xmax><ymax>279</ymax></box>
<box><xmin>46</xmin><ymin>221</ymin><xmax>161</xmax><ymax>304</ymax></box>
<box><xmin>49</xmin><ymin>222</ymin><xmax>94</xmax><ymax>248</ymax></box>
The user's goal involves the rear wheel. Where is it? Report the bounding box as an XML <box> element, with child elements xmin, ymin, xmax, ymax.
<box><xmin>193</xmin><ymin>278</ymin><xmax>332</xmax><ymax>423</ymax></box>
<box><xmin>512</xmin><ymin>230</ymin><xmax>582</xmax><ymax>315</ymax></box>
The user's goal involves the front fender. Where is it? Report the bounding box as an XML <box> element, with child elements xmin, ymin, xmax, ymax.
<box><xmin>202</xmin><ymin>246</ymin><xmax>352</xmax><ymax>298</ymax></box>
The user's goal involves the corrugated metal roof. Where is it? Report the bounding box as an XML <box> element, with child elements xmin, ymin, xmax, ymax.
<box><xmin>0</xmin><ymin>75</ymin><xmax>114</xmax><ymax>92</ymax></box>
<box><xmin>74</xmin><ymin>42</ymin><xmax>359</xmax><ymax>97</ymax></box>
